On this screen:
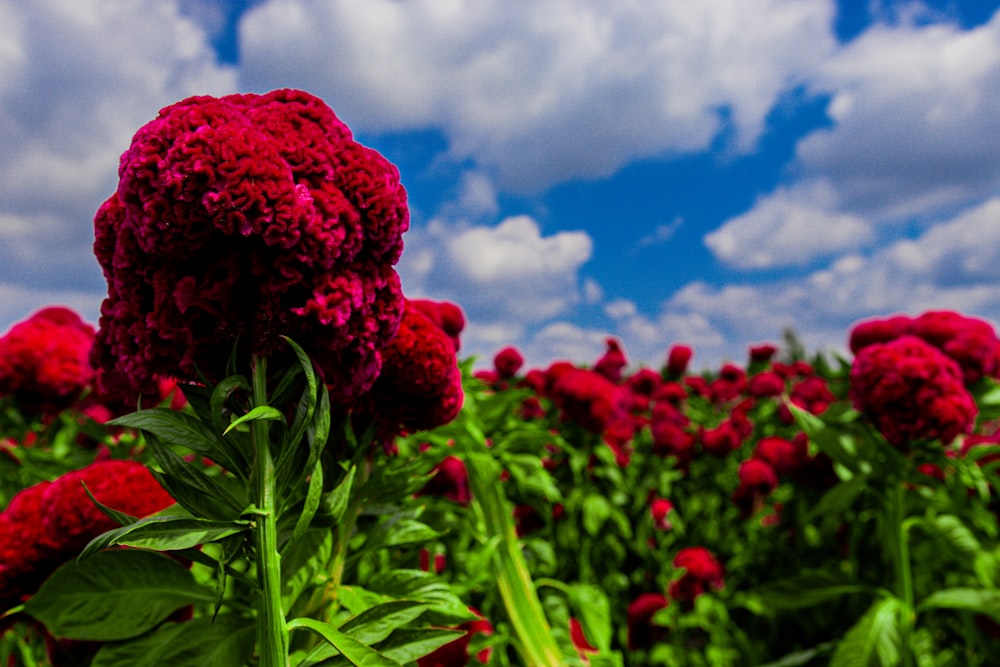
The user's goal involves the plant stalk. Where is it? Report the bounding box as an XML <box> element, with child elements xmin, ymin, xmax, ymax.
<box><xmin>888</xmin><ymin>480</ymin><xmax>914</xmax><ymax>667</ymax></box>
<box><xmin>251</xmin><ymin>355</ymin><xmax>289</xmax><ymax>667</ymax></box>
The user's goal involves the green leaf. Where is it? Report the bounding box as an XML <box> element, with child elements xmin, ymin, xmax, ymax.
<box><xmin>365</xmin><ymin>570</ymin><xmax>476</xmax><ymax>623</ymax></box>
<box><xmin>788</xmin><ymin>404</ymin><xmax>861</xmax><ymax>474</ymax></box>
<box><xmin>145</xmin><ymin>436</ymin><xmax>247</xmax><ymax>520</ymax></box>
<box><xmin>567</xmin><ymin>584</ymin><xmax>612</xmax><ymax>652</ymax></box>
<box><xmin>751</xmin><ymin>570</ymin><xmax>874</xmax><ymax>611</ymax></box>
<box><xmin>582</xmin><ymin>494</ymin><xmax>612</xmax><ymax>537</ymax></box>
<box><xmin>79</xmin><ymin>515</ymin><xmax>251</xmax><ymax>560</ymax></box>
<box><xmin>366</xmin><ymin>518</ymin><xmax>445</xmax><ymax>551</ymax></box>
<box><xmin>338</xmin><ymin>600</ymin><xmax>429</xmax><ymax>645</ymax></box>
<box><xmin>930</xmin><ymin>514</ymin><xmax>982</xmax><ymax>558</ymax></box>
<box><xmin>309</xmin><ymin>629</ymin><xmax>467</xmax><ymax>667</ymax></box>
<box><xmin>223</xmin><ymin>405</ymin><xmax>285</xmax><ymax>435</ymax></box>
<box><xmin>292</xmin><ymin>457</ymin><xmax>324</xmax><ymax>543</ymax></box>
<box><xmin>24</xmin><ymin>550</ymin><xmax>214</xmax><ymax>641</ymax></box>
<box><xmin>282</xmin><ymin>529</ymin><xmax>333</xmax><ymax>611</ymax></box>
<box><xmin>91</xmin><ymin>615</ymin><xmax>255</xmax><ymax>667</ymax></box>
<box><xmin>288</xmin><ymin>617</ymin><xmax>403</xmax><ymax>666</ymax></box>
<box><xmin>111</xmin><ymin>408</ymin><xmax>242</xmax><ymax>475</ymax></box>
<box><xmin>918</xmin><ymin>587</ymin><xmax>1000</xmax><ymax>619</ymax></box>
<box><xmin>806</xmin><ymin>475</ymin><xmax>868</xmax><ymax>524</ymax></box>
<box><xmin>282</xmin><ymin>336</ymin><xmax>319</xmax><ymax>451</ymax></box>
<box><xmin>321</xmin><ymin>466</ymin><xmax>356</xmax><ymax>524</ymax></box>
<box><xmin>829</xmin><ymin>597</ymin><xmax>902</xmax><ymax>667</ymax></box>
<box><xmin>82</xmin><ymin>481</ymin><xmax>141</xmax><ymax>527</ymax></box>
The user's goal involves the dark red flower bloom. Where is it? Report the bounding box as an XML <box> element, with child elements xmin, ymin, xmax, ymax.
<box><xmin>749</xmin><ymin>344</ymin><xmax>778</xmax><ymax>363</ymax></box>
<box><xmin>409</xmin><ymin>299</ymin><xmax>465</xmax><ymax>353</ymax></box>
<box><xmin>650</xmin><ymin>497</ymin><xmax>675</xmax><ymax>531</ymax></box>
<box><xmin>91</xmin><ymin>89</ymin><xmax>408</xmax><ymax>404</ymax></box>
<box><xmin>493</xmin><ymin>346</ymin><xmax>524</xmax><ymax>380</ymax></box>
<box><xmin>548</xmin><ymin>368</ymin><xmax>628</xmax><ymax>434</ymax></box>
<box><xmin>669</xmin><ymin>547</ymin><xmax>725</xmax><ymax>606</ymax></box>
<box><xmin>363</xmin><ymin>301</ymin><xmax>464</xmax><ymax>440</ymax></box>
<box><xmin>699</xmin><ymin>418</ymin><xmax>745</xmax><ymax>457</ymax></box>
<box><xmin>665</xmin><ymin>344</ymin><xmax>693</xmax><ymax>378</ymax></box>
<box><xmin>0</xmin><ymin>460</ymin><xmax>174</xmax><ymax>611</ymax></box>
<box><xmin>417</xmin><ymin>455</ymin><xmax>471</xmax><ymax>505</ymax></box>
<box><xmin>627</xmin><ymin>593</ymin><xmax>669</xmax><ymax>650</ymax></box>
<box><xmin>711</xmin><ymin>363</ymin><xmax>747</xmax><ymax>403</ymax></box>
<box><xmin>748</xmin><ymin>371</ymin><xmax>785</xmax><ymax>398</ymax></box>
<box><xmin>850</xmin><ymin>335</ymin><xmax>977</xmax><ymax>448</ymax></box>
<box><xmin>789</xmin><ymin>376</ymin><xmax>835</xmax><ymax>415</ymax></box>
<box><xmin>569</xmin><ymin>617</ymin><xmax>598</xmax><ymax>656</ymax></box>
<box><xmin>0</xmin><ymin>307</ymin><xmax>95</xmax><ymax>415</ymax></box>
<box><xmin>753</xmin><ymin>435</ymin><xmax>808</xmax><ymax>477</ymax></box>
<box><xmin>593</xmin><ymin>338</ymin><xmax>628</xmax><ymax>383</ymax></box>
<box><xmin>732</xmin><ymin>458</ymin><xmax>779</xmax><ymax>517</ymax></box>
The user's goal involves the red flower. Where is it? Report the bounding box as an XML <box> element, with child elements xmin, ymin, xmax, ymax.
<box><xmin>570</xmin><ymin>617</ymin><xmax>599</xmax><ymax>657</ymax></box>
<box><xmin>547</xmin><ymin>368</ymin><xmax>628</xmax><ymax>434</ymax></box>
<box><xmin>593</xmin><ymin>338</ymin><xmax>628</xmax><ymax>383</ymax></box>
<box><xmin>699</xmin><ymin>418</ymin><xmax>745</xmax><ymax>457</ymax></box>
<box><xmin>669</xmin><ymin>547</ymin><xmax>725</xmax><ymax>606</ymax></box>
<box><xmin>0</xmin><ymin>460</ymin><xmax>174</xmax><ymax>611</ymax></box>
<box><xmin>850</xmin><ymin>335</ymin><xmax>977</xmax><ymax>448</ymax></box>
<box><xmin>417</xmin><ymin>455</ymin><xmax>471</xmax><ymax>505</ymax></box>
<box><xmin>0</xmin><ymin>307</ymin><xmax>95</xmax><ymax>415</ymax></box>
<box><xmin>409</xmin><ymin>299</ymin><xmax>466</xmax><ymax>353</ymax></box>
<box><xmin>748</xmin><ymin>371</ymin><xmax>785</xmax><ymax>398</ymax></box>
<box><xmin>732</xmin><ymin>458</ymin><xmax>779</xmax><ymax>517</ymax></box>
<box><xmin>493</xmin><ymin>346</ymin><xmax>524</xmax><ymax>380</ymax></box>
<box><xmin>363</xmin><ymin>301</ymin><xmax>464</xmax><ymax>440</ymax></box>
<box><xmin>789</xmin><ymin>376</ymin><xmax>835</xmax><ymax>415</ymax></box>
<box><xmin>748</xmin><ymin>344</ymin><xmax>778</xmax><ymax>363</ymax></box>
<box><xmin>753</xmin><ymin>435</ymin><xmax>808</xmax><ymax>477</ymax></box>
<box><xmin>650</xmin><ymin>497</ymin><xmax>675</xmax><ymax>531</ymax></box>
<box><xmin>91</xmin><ymin>89</ymin><xmax>408</xmax><ymax>404</ymax></box>
<box><xmin>665</xmin><ymin>345</ymin><xmax>693</xmax><ymax>378</ymax></box>
<box><xmin>627</xmin><ymin>593</ymin><xmax>669</xmax><ymax>650</ymax></box>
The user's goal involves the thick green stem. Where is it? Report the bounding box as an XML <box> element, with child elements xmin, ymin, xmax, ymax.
<box><xmin>251</xmin><ymin>355</ymin><xmax>289</xmax><ymax>667</ymax></box>
<box><xmin>888</xmin><ymin>481</ymin><xmax>914</xmax><ymax>667</ymax></box>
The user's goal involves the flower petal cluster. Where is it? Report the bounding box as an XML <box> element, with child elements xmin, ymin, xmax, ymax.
<box><xmin>669</xmin><ymin>546</ymin><xmax>725</xmax><ymax>606</ymax></box>
<box><xmin>849</xmin><ymin>335</ymin><xmax>977</xmax><ymax>448</ymax></box>
<box><xmin>91</xmin><ymin>89</ymin><xmax>408</xmax><ymax>404</ymax></box>
<box><xmin>546</xmin><ymin>366</ymin><xmax>629</xmax><ymax>434</ymax></box>
<box><xmin>0</xmin><ymin>307</ymin><xmax>95</xmax><ymax>414</ymax></box>
<box><xmin>363</xmin><ymin>300</ymin><xmax>464</xmax><ymax>439</ymax></box>
<box><xmin>627</xmin><ymin>593</ymin><xmax>669</xmax><ymax>650</ymax></box>
<box><xmin>0</xmin><ymin>460</ymin><xmax>175</xmax><ymax>611</ymax></box>
<box><xmin>850</xmin><ymin>311</ymin><xmax>1000</xmax><ymax>383</ymax></box>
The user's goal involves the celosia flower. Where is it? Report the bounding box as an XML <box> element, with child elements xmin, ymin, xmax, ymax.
<box><xmin>493</xmin><ymin>346</ymin><xmax>524</xmax><ymax>380</ymax></box>
<box><xmin>732</xmin><ymin>458</ymin><xmax>779</xmax><ymax>517</ymax></box>
<box><xmin>665</xmin><ymin>344</ymin><xmax>693</xmax><ymax>378</ymax></box>
<box><xmin>850</xmin><ymin>335</ymin><xmax>977</xmax><ymax>448</ymax></box>
<box><xmin>91</xmin><ymin>89</ymin><xmax>408</xmax><ymax>404</ymax></box>
<box><xmin>789</xmin><ymin>376</ymin><xmax>835</xmax><ymax>415</ymax></box>
<box><xmin>417</xmin><ymin>455</ymin><xmax>471</xmax><ymax>505</ymax></box>
<box><xmin>669</xmin><ymin>547</ymin><xmax>725</xmax><ymax>607</ymax></box>
<box><xmin>650</xmin><ymin>497</ymin><xmax>675</xmax><ymax>531</ymax></box>
<box><xmin>710</xmin><ymin>363</ymin><xmax>747</xmax><ymax>403</ymax></box>
<box><xmin>409</xmin><ymin>299</ymin><xmax>465</xmax><ymax>352</ymax></box>
<box><xmin>627</xmin><ymin>593</ymin><xmax>669</xmax><ymax>650</ymax></box>
<box><xmin>748</xmin><ymin>344</ymin><xmax>778</xmax><ymax>363</ymax></box>
<box><xmin>753</xmin><ymin>435</ymin><xmax>808</xmax><ymax>477</ymax></box>
<box><xmin>547</xmin><ymin>368</ymin><xmax>629</xmax><ymax>434</ymax></box>
<box><xmin>699</xmin><ymin>418</ymin><xmax>745</xmax><ymax>457</ymax></box>
<box><xmin>593</xmin><ymin>338</ymin><xmax>627</xmax><ymax>383</ymax></box>
<box><xmin>0</xmin><ymin>307</ymin><xmax>95</xmax><ymax>415</ymax></box>
<box><xmin>748</xmin><ymin>371</ymin><xmax>785</xmax><ymax>398</ymax></box>
<box><xmin>362</xmin><ymin>301</ymin><xmax>464</xmax><ymax>440</ymax></box>
<box><xmin>0</xmin><ymin>460</ymin><xmax>175</xmax><ymax>611</ymax></box>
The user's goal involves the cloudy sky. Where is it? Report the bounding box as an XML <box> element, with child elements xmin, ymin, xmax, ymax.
<box><xmin>2</xmin><ymin>0</ymin><xmax>999</xmax><ymax>373</ymax></box>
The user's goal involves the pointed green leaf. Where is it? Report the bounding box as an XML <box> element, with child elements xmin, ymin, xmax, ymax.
<box><xmin>310</xmin><ymin>629</ymin><xmax>467</xmax><ymax>667</ymax></box>
<box><xmin>145</xmin><ymin>436</ymin><xmax>247</xmax><ymax>520</ymax></box>
<box><xmin>24</xmin><ymin>550</ymin><xmax>214</xmax><ymax>641</ymax></box>
<box><xmin>288</xmin><ymin>617</ymin><xmax>403</xmax><ymax>666</ymax></box>
<box><xmin>788</xmin><ymin>404</ymin><xmax>861</xmax><ymax>474</ymax></box>
<box><xmin>91</xmin><ymin>615</ymin><xmax>255</xmax><ymax>667</ymax></box>
<box><xmin>321</xmin><ymin>465</ymin><xmax>356</xmax><ymax>524</ymax></box>
<box><xmin>918</xmin><ymin>587</ymin><xmax>1000</xmax><ymax>619</ymax></box>
<box><xmin>338</xmin><ymin>601</ymin><xmax>429</xmax><ymax>645</ymax></box>
<box><xmin>829</xmin><ymin>597</ymin><xmax>902</xmax><ymax>667</ymax></box>
<box><xmin>931</xmin><ymin>515</ymin><xmax>982</xmax><ymax>558</ymax></box>
<box><xmin>752</xmin><ymin>570</ymin><xmax>875</xmax><ymax>611</ymax></box>
<box><xmin>80</xmin><ymin>515</ymin><xmax>250</xmax><ymax>559</ymax></box>
<box><xmin>281</xmin><ymin>529</ymin><xmax>333</xmax><ymax>611</ymax></box>
<box><xmin>110</xmin><ymin>408</ymin><xmax>241</xmax><ymax>475</ymax></box>
<box><xmin>223</xmin><ymin>405</ymin><xmax>285</xmax><ymax>435</ymax></box>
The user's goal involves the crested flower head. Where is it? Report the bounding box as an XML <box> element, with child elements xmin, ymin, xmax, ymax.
<box><xmin>0</xmin><ymin>307</ymin><xmax>96</xmax><ymax>415</ymax></box>
<box><xmin>91</xmin><ymin>89</ymin><xmax>408</xmax><ymax>404</ymax></box>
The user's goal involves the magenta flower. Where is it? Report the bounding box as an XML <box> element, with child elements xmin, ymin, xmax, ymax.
<box><xmin>91</xmin><ymin>89</ymin><xmax>408</xmax><ymax>404</ymax></box>
<box><xmin>665</xmin><ymin>344</ymin><xmax>693</xmax><ymax>378</ymax></box>
<box><xmin>493</xmin><ymin>346</ymin><xmax>524</xmax><ymax>380</ymax></box>
<box><xmin>669</xmin><ymin>547</ymin><xmax>725</xmax><ymax>607</ymax></box>
<box><xmin>627</xmin><ymin>593</ymin><xmax>669</xmax><ymax>650</ymax></box>
<box><xmin>0</xmin><ymin>307</ymin><xmax>95</xmax><ymax>415</ymax></box>
<box><xmin>850</xmin><ymin>335</ymin><xmax>977</xmax><ymax>448</ymax></box>
<box><xmin>0</xmin><ymin>460</ymin><xmax>175</xmax><ymax>612</ymax></box>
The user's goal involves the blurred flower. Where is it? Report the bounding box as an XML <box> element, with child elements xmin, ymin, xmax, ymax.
<box><xmin>665</xmin><ymin>344</ymin><xmax>693</xmax><ymax>378</ymax></box>
<box><xmin>650</xmin><ymin>497</ymin><xmax>675</xmax><ymax>531</ymax></box>
<box><xmin>417</xmin><ymin>455</ymin><xmax>471</xmax><ymax>506</ymax></box>
<box><xmin>91</xmin><ymin>89</ymin><xmax>408</xmax><ymax>404</ymax></box>
<box><xmin>547</xmin><ymin>368</ymin><xmax>629</xmax><ymax>435</ymax></box>
<box><xmin>669</xmin><ymin>547</ymin><xmax>725</xmax><ymax>606</ymax></box>
<box><xmin>627</xmin><ymin>593</ymin><xmax>669</xmax><ymax>650</ymax></box>
<box><xmin>747</xmin><ymin>371</ymin><xmax>785</xmax><ymax>398</ymax></box>
<box><xmin>850</xmin><ymin>335</ymin><xmax>977</xmax><ymax>448</ymax></box>
<box><xmin>593</xmin><ymin>338</ymin><xmax>627</xmax><ymax>383</ymax></box>
<box><xmin>732</xmin><ymin>458</ymin><xmax>779</xmax><ymax>518</ymax></box>
<box><xmin>753</xmin><ymin>435</ymin><xmax>808</xmax><ymax>478</ymax></box>
<box><xmin>493</xmin><ymin>346</ymin><xmax>524</xmax><ymax>380</ymax></box>
<box><xmin>0</xmin><ymin>460</ymin><xmax>174</xmax><ymax>611</ymax></box>
<box><xmin>749</xmin><ymin>344</ymin><xmax>778</xmax><ymax>363</ymax></box>
<box><xmin>417</xmin><ymin>610</ymin><xmax>492</xmax><ymax>666</ymax></box>
<box><xmin>409</xmin><ymin>299</ymin><xmax>465</xmax><ymax>353</ymax></box>
<box><xmin>569</xmin><ymin>617</ymin><xmax>598</xmax><ymax>658</ymax></box>
<box><xmin>0</xmin><ymin>307</ymin><xmax>95</xmax><ymax>416</ymax></box>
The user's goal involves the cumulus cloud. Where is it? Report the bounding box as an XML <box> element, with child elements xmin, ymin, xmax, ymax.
<box><xmin>705</xmin><ymin>182</ymin><xmax>874</xmax><ymax>268</ymax></box>
<box><xmin>0</xmin><ymin>0</ymin><xmax>237</xmax><ymax>323</ymax></box>
<box><xmin>239</xmin><ymin>0</ymin><xmax>836</xmax><ymax>192</ymax></box>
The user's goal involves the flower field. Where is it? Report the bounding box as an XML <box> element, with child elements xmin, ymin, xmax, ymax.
<box><xmin>3</xmin><ymin>89</ymin><xmax>1000</xmax><ymax>666</ymax></box>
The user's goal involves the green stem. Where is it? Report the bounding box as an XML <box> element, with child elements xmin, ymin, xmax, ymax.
<box><xmin>251</xmin><ymin>355</ymin><xmax>289</xmax><ymax>667</ymax></box>
<box><xmin>319</xmin><ymin>458</ymin><xmax>370</xmax><ymax>623</ymax></box>
<box><xmin>888</xmin><ymin>481</ymin><xmax>914</xmax><ymax>667</ymax></box>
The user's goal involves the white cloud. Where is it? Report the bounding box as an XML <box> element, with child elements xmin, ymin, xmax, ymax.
<box><xmin>705</xmin><ymin>182</ymin><xmax>874</xmax><ymax>268</ymax></box>
<box><xmin>0</xmin><ymin>0</ymin><xmax>237</xmax><ymax>320</ymax></box>
<box><xmin>239</xmin><ymin>0</ymin><xmax>836</xmax><ymax>192</ymax></box>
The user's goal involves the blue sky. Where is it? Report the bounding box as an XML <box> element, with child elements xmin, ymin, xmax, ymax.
<box><xmin>1</xmin><ymin>0</ymin><xmax>999</xmax><ymax>372</ymax></box>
